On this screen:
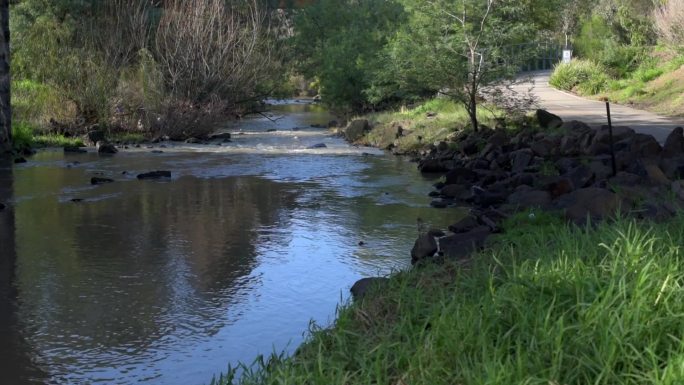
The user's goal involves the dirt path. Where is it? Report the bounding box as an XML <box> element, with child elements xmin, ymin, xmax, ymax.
<box><xmin>522</xmin><ymin>71</ymin><xmax>683</xmax><ymax>143</ymax></box>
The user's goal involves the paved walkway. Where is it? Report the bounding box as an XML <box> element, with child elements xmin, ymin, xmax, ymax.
<box><xmin>521</xmin><ymin>71</ymin><xmax>683</xmax><ymax>143</ymax></box>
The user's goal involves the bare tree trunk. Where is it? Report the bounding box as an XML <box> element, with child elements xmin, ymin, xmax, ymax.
<box><xmin>0</xmin><ymin>0</ymin><xmax>10</xmax><ymax>155</ymax></box>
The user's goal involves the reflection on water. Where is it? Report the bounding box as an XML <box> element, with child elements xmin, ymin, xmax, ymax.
<box><xmin>1</xmin><ymin>103</ymin><xmax>462</xmax><ymax>385</ymax></box>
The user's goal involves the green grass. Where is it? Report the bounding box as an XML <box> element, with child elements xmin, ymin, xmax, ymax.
<box><xmin>360</xmin><ymin>98</ymin><xmax>499</xmax><ymax>153</ymax></box>
<box><xmin>218</xmin><ymin>212</ymin><xmax>684</xmax><ymax>385</ymax></box>
<box><xmin>549</xmin><ymin>59</ymin><xmax>609</xmax><ymax>95</ymax></box>
<box><xmin>33</xmin><ymin>134</ymin><xmax>84</xmax><ymax>148</ymax></box>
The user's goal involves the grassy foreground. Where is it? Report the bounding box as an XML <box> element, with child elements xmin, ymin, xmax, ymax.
<box><xmin>218</xmin><ymin>212</ymin><xmax>684</xmax><ymax>385</ymax></box>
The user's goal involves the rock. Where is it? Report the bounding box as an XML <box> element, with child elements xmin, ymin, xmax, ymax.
<box><xmin>150</xmin><ymin>150</ymin><xmax>164</xmax><ymax>154</ymax></box>
<box><xmin>662</xmin><ymin>127</ymin><xmax>684</xmax><ymax>158</ymax></box>
<box><xmin>440</xmin><ymin>184</ymin><xmax>470</xmax><ymax>200</ymax></box>
<box><xmin>630</xmin><ymin>134</ymin><xmax>662</xmax><ymax>158</ymax></box>
<box><xmin>448</xmin><ymin>216</ymin><xmax>480</xmax><ymax>233</ymax></box>
<box><xmin>444</xmin><ymin>167</ymin><xmax>478</xmax><ymax>185</ymax></box>
<box><xmin>471</xmin><ymin>186</ymin><xmax>508</xmax><ymax>207</ymax></box>
<box><xmin>70</xmin><ymin>198</ymin><xmax>83</xmax><ymax>203</ymax></box>
<box><xmin>507</xmin><ymin>189</ymin><xmax>552</xmax><ymax>208</ymax></box>
<box><xmin>536</xmin><ymin>109</ymin><xmax>563</xmax><ymax>129</ymax></box>
<box><xmin>0</xmin><ymin>202</ymin><xmax>5</xmax><ymax>211</ymax></box>
<box><xmin>592</xmin><ymin>126</ymin><xmax>635</xmax><ymax>146</ymax></box>
<box><xmin>511</xmin><ymin>149</ymin><xmax>534</xmax><ymax>173</ymax></box>
<box><xmin>91</xmin><ymin>177</ymin><xmax>114</xmax><ymax>185</ymax></box>
<box><xmin>411</xmin><ymin>233</ymin><xmax>438</xmax><ymax>264</ymax></box>
<box><xmin>96</xmin><ymin>141</ymin><xmax>118</xmax><ymax>154</ymax></box>
<box><xmin>660</xmin><ymin>156</ymin><xmax>684</xmax><ymax>180</ymax></box>
<box><xmin>327</xmin><ymin>120</ymin><xmax>339</xmax><ymax>128</ymax></box>
<box><xmin>546</xmin><ymin>177</ymin><xmax>575</xmax><ymax>198</ymax></box>
<box><xmin>266</xmin><ymin>129</ymin><xmax>277</xmax><ymax>132</ymax></box>
<box><xmin>560</xmin><ymin>120</ymin><xmax>591</xmax><ymax>133</ymax></box>
<box><xmin>14</xmin><ymin>157</ymin><xmax>27</xmax><ymax>164</ymax></box>
<box><xmin>487</xmin><ymin>131</ymin><xmax>508</xmax><ymax>147</ymax></box>
<box><xmin>209</xmin><ymin>132</ymin><xmax>232</xmax><ymax>140</ymax></box>
<box><xmin>185</xmin><ymin>137</ymin><xmax>202</xmax><ymax>144</ymax></box>
<box><xmin>556</xmin><ymin>188</ymin><xmax>621</xmax><ymax>223</ymax></box>
<box><xmin>559</xmin><ymin>135</ymin><xmax>579</xmax><ymax>156</ymax></box>
<box><xmin>563</xmin><ymin>165</ymin><xmax>595</xmax><ymax>189</ymax></box>
<box><xmin>608</xmin><ymin>172</ymin><xmax>643</xmax><ymax>187</ymax></box>
<box><xmin>137</xmin><ymin>171</ymin><xmax>171</xmax><ymax>180</ymax></box>
<box><xmin>556</xmin><ymin>158</ymin><xmax>580</xmax><ymax>174</ymax></box>
<box><xmin>672</xmin><ymin>180</ymin><xmax>684</xmax><ymax>201</ymax></box>
<box><xmin>428</xmin><ymin>191</ymin><xmax>440</xmax><ymax>197</ymax></box>
<box><xmin>436</xmin><ymin>141</ymin><xmax>449</xmax><ymax>152</ymax></box>
<box><xmin>350</xmin><ymin>277</ymin><xmax>389</xmax><ymax>301</ymax></box>
<box><xmin>438</xmin><ymin>226</ymin><xmax>491</xmax><ymax>261</ymax></box>
<box><xmin>587</xmin><ymin>159</ymin><xmax>614</xmax><ymax>181</ymax></box>
<box><xmin>426</xmin><ymin>229</ymin><xmax>444</xmax><ymax>238</ymax></box>
<box><xmin>64</xmin><ymin>146</ymin><xmax>87</xmax><ymax>153</ymax></box>
<box><xmin>643</xmin><ymin>163</ymin><xmax>670</xmax><ymax>185</ymax></box>
<box><xmin>530</xmin><ymin>138</ymin><xmax>557</xmax><ymax>157</ymax></box>
<box><xmin>344</xmin><ymin>119</ymin><xmax>370</xmax><ymax>142</ymax></box>
<box><xmin>310</xmin><ymin>124</ymin><xmax>326</xmax><ymax>128</ymax></box>
<box><xmin>87</xmin><ymin>129</ymin><xmax>106</xmax><ymax>145</ymax></box>
<box><xmin>307</xmin><ymin>143</ymin><xmax>327</xmax><ymax>149</ymax></box>
<box><xmin>430</xmin><ymin>200</ymin><xmax>448</xmax><ymax>208</ymax></box>
<box><xmin>418</xmin><ymin>159</ymin><xmax>448</xmax><ymax>173</ymax></box>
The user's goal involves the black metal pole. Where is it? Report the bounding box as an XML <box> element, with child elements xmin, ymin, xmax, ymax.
<box><xmin>606</xmin><ymin>101</ymin><xmax>617</xmax><ymax>177</ymax></box>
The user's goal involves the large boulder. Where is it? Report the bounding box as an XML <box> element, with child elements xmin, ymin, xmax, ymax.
<box><xmin>438</xmin><ymin>226</ymin><xmax>491</xmax><ymax>261</ymax></box>
<box><xmin>350</xmin><ymin>277</ymin><xmax>389</xmax><ymax>301</ymax></box>
<box><xmin>556</xmin><ymin>188</ymin><xmax>622</xmax><ymax>223</ymax></box>
<box><xmin>536</xmin><ymin>109</ymin><xmax>563</xmax><ymax>129</ymax></box>
<box><xmin>411</xmin><ymin>233</ymin><xmax>438</xmax><ymax>264</ymax></box>
<box><xmin>344</xmin><ymin>119</ymin><xmax>370</xmax><ymax>142</ymax></box>
<box><xmin>662</xmin><ymin>127</ymin><xmax>684</xmax><ymax>158</ymax></box>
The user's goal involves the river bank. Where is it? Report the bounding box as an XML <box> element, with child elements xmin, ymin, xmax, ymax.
<box><xmin>224</xmin><ymin>106</ymin><xmax>684</xmax><ymax>384</ymax></box>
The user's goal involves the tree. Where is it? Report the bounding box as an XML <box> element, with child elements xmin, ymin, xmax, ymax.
<box><xmin>292</xmin><ymin>0</ymin><xmax>405</xmax><ymax>110</ymax></box>
<box><xmin>376</xmin><ymin>0</ymin><xmax>539</xmax><ymax>130</ymax></box>
<box><xmin>0</xmin><ymin>0</ymin><xmax>10</xmax><ymax>154</ymax></box>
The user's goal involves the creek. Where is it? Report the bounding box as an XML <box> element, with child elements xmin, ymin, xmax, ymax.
<box><xmin>0</xmin><ymin>102</ymin><xmax>458</xmax><ymax>384</ymax></box>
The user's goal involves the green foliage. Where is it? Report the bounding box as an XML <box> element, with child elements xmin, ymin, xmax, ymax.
<box><xmin>292</xmin><ymin>0</ymin><xmax>405</xmax><ymax>110</ymax></box>
<box><xmin>225</xmin><ymin>215</ymin><xmax>684</xmax><ymax>385</ymax></box>
<box><xmin>549</xmin><ymin>59</ymin><xmax>609</xmax><ymax>95</ymax></box>
<box><xmin>11</xmin><ymin>121</ymin><xmax>35</xmax><ymax>152</ymax></box>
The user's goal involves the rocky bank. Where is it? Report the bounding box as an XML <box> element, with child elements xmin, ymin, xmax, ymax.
<box><xmin>345</xmin><ymin>110</ymin><xmax>684</xmax><ymax>300</ymax></box>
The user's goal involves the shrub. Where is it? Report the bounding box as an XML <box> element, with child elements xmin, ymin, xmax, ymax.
<box><xmin>549</xmin><ymin>59</ymin><xmax>609</xmax><ymax>95</ymax></box>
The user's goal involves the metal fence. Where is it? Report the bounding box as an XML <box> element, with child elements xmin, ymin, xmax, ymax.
<box><xmin>502</xmin><ymin>41</ymin><xmax>566</xmax><ymax>72</ymax></box>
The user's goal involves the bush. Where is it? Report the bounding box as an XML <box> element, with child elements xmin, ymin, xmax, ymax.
<box><xmin>549</xmin><ymin>59</ymin><xmax>609</xmax><ymax>95</ymax></box>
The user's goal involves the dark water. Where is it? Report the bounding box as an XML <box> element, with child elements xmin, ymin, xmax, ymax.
<box><xmin>0</xmin><ymin>103</ymin><xmax>461</xmax><ymax>385</ymax></box>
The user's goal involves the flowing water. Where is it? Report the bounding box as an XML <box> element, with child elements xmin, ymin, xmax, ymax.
<box><xmin>0</xmin><ymin>102</ymin><xmax>461</xmax><ymax>385</ymax></box>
